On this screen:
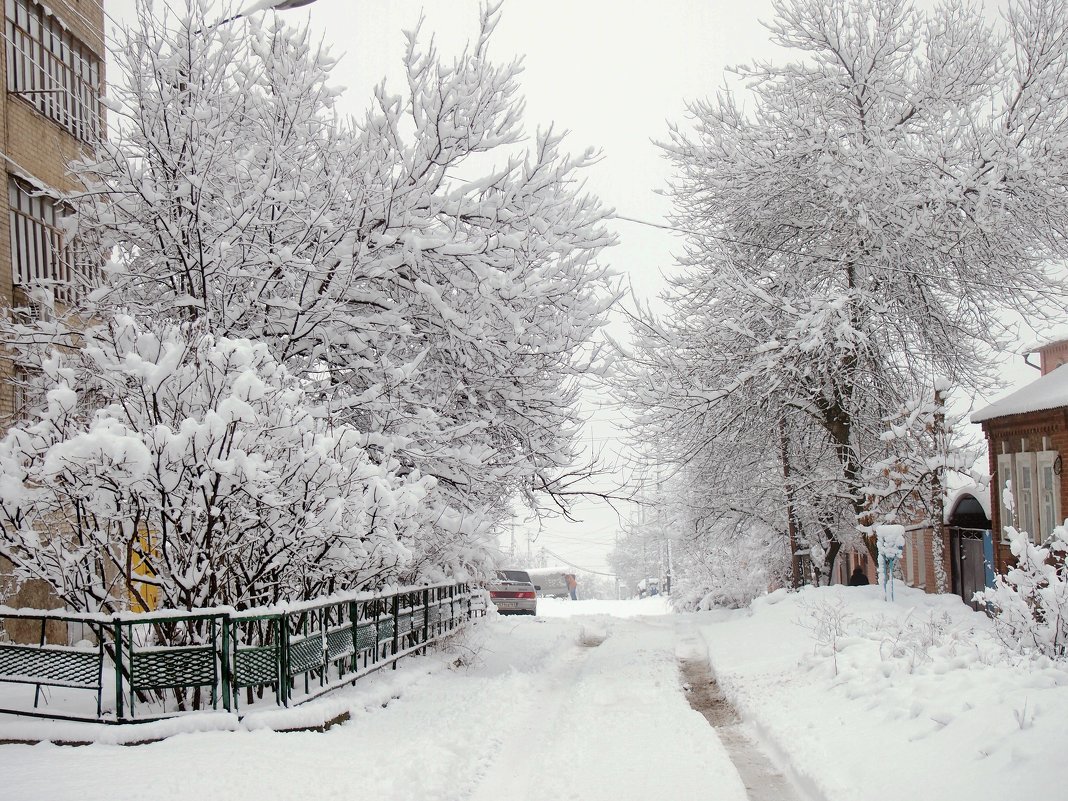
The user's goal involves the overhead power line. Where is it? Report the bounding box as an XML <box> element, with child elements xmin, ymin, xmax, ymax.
<box><xmin>611</xmin><ymin>212</ymin><xmax>1068</xmax><ymax>301</ymax></box>
<box><xmin>541</xmin><ymin>547</ymin><xmax>617</xmax><ymax>577</ymax></box>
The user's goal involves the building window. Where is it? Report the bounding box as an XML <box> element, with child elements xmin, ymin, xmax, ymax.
<box><xmin>1015</xmin><ymin>451</ymin><xmax>1038</xmax><ymax>542</ymax></box>
<box><xmin>1000</xmin><ymin>448</ymin><xmax>1062</xmax><ymax>545</ymax></box>
<box><xmin>1037</xmin><ymin>450</ymin><xmax>1062</xmax><ymax>543</ymax></box>
<box><xmin>8</xmin><ymin>177</ymin><xmax>94</xmax><ymax>304</ymax></box>
<box><xmin>5</xmin><ymin>0</ymin><xmax>101</xmax><ymax>142</ymax></box>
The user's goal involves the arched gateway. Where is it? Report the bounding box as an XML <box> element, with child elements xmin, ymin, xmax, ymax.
<box><xmin>946</xmin><ymin>491</ymin><xmax>993</xmax><ymax>610</ymax></box>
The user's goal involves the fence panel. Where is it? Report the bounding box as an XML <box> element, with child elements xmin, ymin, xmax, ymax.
<box><xmin>0</xmin><ymin>581</ymin><xmax>475</xmax><ymax>723</ymax></box>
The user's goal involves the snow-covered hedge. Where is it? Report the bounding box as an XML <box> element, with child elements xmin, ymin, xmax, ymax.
<box><xmin>0</xmin><ymin>317</ymin><xmax>434</xmax><ymax>612</ymax></box>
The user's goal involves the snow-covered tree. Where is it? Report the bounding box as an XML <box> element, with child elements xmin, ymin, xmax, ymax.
<box><xmin>614</xmin><ymin>0</ymin><xmax>1068</xmax><ymax>581</ymax></box>
<box><xmin>1</xmin><ymin>0</ymin><xmax>616</xmax><ymax>609</ymax></box>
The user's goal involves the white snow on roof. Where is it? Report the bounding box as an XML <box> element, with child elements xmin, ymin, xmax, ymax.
<box><xmin>1020</xmin><ymin>325</ymin><xmax>1068</xmax><ymax>354</ymax></box>
<box><xmin>971</xmin><ymin>364</ymin><xmax>1068</xmax><ymax>422</ymax></box>
<box><xmin>944</xmin><ymin>484</ymin><xmax>991</xmax><ymax>523</ymax></box>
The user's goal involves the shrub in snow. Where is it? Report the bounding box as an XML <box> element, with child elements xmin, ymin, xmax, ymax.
<box><xmin>0</xmin><ymin>317</ymin><xmax>435</xmax><ymax>613</ymax></box>
<box><xmin>977</xmin><ymin>524</ymin><xmax>1068</xmax><ymax>661</ymax></box>
<box><xmin>796</xmin><ymin>595</ymin><xmax>855</xmax><ymax>676</ymax></box>
<box><xmin>876</xmin><ymin>609</ymin><xmax>959</xmax><ymax>673</ymax></box>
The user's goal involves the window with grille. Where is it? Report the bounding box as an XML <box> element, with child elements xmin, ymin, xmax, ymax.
<box><xmin>5</xmin><ymin>0</ymin><xmax>101</xmax><ymax>142</ymax></box>
<box><xmin>9</xmin><ymin>177</ymin><xmax>94</xmax><ymax>304</ymax></box>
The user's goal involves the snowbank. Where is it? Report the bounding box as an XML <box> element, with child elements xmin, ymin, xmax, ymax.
<box><xmin>692</xmin><ymin>584</ymin><xmax>1068</xmax><ymax>801</ymax></box>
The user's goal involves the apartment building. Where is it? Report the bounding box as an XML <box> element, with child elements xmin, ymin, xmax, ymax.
<box><xmin>0</xmin><ymin>0</ymin><xmax>104</xmax><ymax>630</ymax></box>
<box><xmin>0</xmin><ymin>0</ymin><xmax>103</xmax><ymax>418</ymax></box>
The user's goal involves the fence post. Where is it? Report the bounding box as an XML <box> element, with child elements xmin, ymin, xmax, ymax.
<box><xmin>279</xmin><ymin>613</ymin><xmax>290</xmax><ymax>707</ymax></box>
<box><xmin>220</xmin><ymin>614</ymin><xmax>231</xmax><ymax>713</ymax></box>
<box><xmin>421</xmin><ymin>587</ymin><xmax>430</xmax><ymax>653</ymax></box>
<box><xmin>391</xmin><ymin>592</ymin><xmax>400</xmax><ymax>669</ymax></box>
<box><xmin>319</xmin><ymin>607</ymin><xmax>327</xmax><ymax>688</ymax></box>
<box><xmin>113</xmin><ymin>617</ymin><xmax>124</xmax><ymax>720</ymax></box>
<box><xmin>349</xmin><ymin>601</ymin><xmax>359</xmax><ymax>674</ymax></box>
<box><xmin>95</xmin><ymin>622</ymin><xmax>105</xmax><ymax>718</ymax></box>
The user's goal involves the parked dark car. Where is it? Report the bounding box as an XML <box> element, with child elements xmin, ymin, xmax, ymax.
<box><xmin>487</xmin><ymin>569</ymin><xmax>538</xmax><ymax>615</ymax></box>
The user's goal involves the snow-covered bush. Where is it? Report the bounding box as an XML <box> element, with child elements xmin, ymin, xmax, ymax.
<box><xmin>977</xmin><ymin>524</ymin><xmax>1068</xmax><ymax>660</ymax></box>
<box><xmin>796</xmin><ymin>595</ymin><xmax>855</xmax><ymax>675</ymax></box>
<box><xmin>876</xmin><ymin>610</ymin><xmax>959</xmax><ymax>673</ymax></box>
<box><xmin>0</xmin><ymin>316</ymin><xmax>436</xmax><ymax>613</ymax></box>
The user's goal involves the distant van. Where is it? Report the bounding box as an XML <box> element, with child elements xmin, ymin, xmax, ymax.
<box><xmin>525</xmin><ymin>568</ymin><xmax>570</xmax><ymax>599</ymax></box>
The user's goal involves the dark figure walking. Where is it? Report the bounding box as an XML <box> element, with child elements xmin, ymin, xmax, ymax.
<box><xmin>848</xmin><ymin>565</ymin><xmax>870</xmax><ymax>586</ymax></box>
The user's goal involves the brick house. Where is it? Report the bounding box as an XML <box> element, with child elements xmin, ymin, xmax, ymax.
<box><xmin>0</xmin><ymin>0</ymin><xmax>105</xmax><ymax>634</ymax></box>
<box><xmin>970</xmin><ymin>338</ymin><xmax>1068</xmax><ymax>579</ymax></box>
<box><xmin>837</xmin><ymin>340</ymin><xmax>1068</xmax><ymax>608</ymax></box>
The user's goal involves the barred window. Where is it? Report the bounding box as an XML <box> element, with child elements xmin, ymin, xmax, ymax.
<box><xmin>5</xmin><ymin>0</ymin><xmax>101</xmax><ymax>142</ymax></box>
<box><xmin>9</xmin><ymin>177</ymin><xmax>95</xmax><ymax>305</ymax></box>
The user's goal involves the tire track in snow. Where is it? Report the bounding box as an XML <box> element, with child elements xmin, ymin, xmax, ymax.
<box><xmin>466</xmin><ymin>625</ymin><xmax>596</xmax><ymax>801</ymax></box>
<box><xmin>677</xmin><ymin>621</ymin><xmax>813</xmax><ymax>801</ymax></box>
<box><xmin>468</xmin><ymin>614</ymin><xmax>748</xmax><ymax>801</ymax></box>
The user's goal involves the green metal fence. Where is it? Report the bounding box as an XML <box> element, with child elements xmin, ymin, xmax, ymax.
<box><xmin>0</xmin><ymin>581</ymin><xmax>478</xmax><ymax>723</ymax></box>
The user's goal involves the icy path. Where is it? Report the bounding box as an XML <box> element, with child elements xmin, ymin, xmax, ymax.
<box><xmin>0</xmin><ymin>599</ymin><xmax>750</xmax><ymax>801</ymax></box>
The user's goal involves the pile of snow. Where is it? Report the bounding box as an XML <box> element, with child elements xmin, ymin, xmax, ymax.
<box><xmin>691</xmin><ymin>584</ymin><xmax>1068</xmax><ymax>801</ymax></box>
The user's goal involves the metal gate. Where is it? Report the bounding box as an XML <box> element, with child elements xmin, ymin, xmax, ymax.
<box><xmin>951</xmin><ymin>528</ymin><xmax>993</xmax><ymax>610</ymax></box>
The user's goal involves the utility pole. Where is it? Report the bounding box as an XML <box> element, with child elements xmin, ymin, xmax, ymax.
<box><xmin>665</xmin><ymin>539</ymin><xmax>672</xmax><ymax>594</ymax></box>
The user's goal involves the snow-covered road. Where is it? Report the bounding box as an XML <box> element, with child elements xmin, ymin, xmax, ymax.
<box><xmin>15</xmin><ymin>587</ymin><xmax>1062</xmax><ymax>801</ymax></box>
<box><xmin>0</xmin><ymin>599</ymin><xmax>760</xmax><ymax>801</ymax></box>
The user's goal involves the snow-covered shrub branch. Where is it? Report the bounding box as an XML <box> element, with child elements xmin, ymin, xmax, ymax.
<box><xmin>0</xmin><ymin>317</ymin><xmax>436</xmax><ymax>612</ymax></box>
<box><xmin>978</xmin><ymin>524</ymin><xmax>1068</xmax><ymax>661</ymax></box>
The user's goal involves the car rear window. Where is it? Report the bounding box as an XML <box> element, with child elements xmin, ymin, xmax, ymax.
<box><xmin>496</xmin><ymin>570</ymin><xmax>531</xmax><ymax>583</ymax></box>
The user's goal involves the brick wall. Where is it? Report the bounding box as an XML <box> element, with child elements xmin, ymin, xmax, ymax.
<box><xmin>1039</xmin><ymin>340</ymin><xmax>1068</xmax><ymax>375</ymax></box>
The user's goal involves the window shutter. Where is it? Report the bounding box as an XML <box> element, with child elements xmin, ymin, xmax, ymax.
<box><xmin>996</xmin><ymin>452</ymin><xmax>1016</xmax><ymax>543</ymax></box>
<box><xmin>1037</xmin><ymin>450</ymin><xmax>1062</xmax><ymax>543</ymax></box>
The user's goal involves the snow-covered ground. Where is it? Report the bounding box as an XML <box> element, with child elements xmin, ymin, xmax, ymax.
<box><xmin>693</xmin><ymin>584</ymin><xmax>1068</xmax><ymax>801</ymax></box>
<box><xmin>2</xmin><ymin>587</ymin><xmax>1067</xmax><ymax>800</ymax></box>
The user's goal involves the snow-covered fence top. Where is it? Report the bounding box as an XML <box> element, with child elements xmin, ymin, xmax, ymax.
<box><xmin>0</xmin><ymin>581</ymin><xmax>479</xmax><ymax>724</ymax></box>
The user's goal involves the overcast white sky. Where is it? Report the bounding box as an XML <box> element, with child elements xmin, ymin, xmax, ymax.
<box><xmin>102</xmin><ymin>0</ymin><xmax>1040</xmax><ymax>575</ymax></box>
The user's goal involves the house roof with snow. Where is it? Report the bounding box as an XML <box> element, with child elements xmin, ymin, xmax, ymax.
<box><xmin>1021</xmin><ymin>326</ymin><xmax>1068</xmax><ymax>355</ymax></box>
<box><xmin>944</xmin><ymin>484</ymin><xmax>991</xmax><ymax>524</ymax></box>
<box><xmin>971</xmin><ymin>363</ymin><xmax>1068</xmax><ymax>423</ymax></box>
